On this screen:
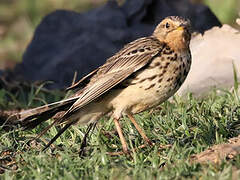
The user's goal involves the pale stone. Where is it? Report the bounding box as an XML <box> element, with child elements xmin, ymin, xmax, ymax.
<box><xmin>177</xmin><ymin>22</ymin><xmax>240</xmax><ymax>96</ymax></box>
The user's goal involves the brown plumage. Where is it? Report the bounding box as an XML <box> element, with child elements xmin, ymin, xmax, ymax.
<box><xmin>13</xmin><ymin>16</ymin><xmax>192</xmax><ymax>154</ymax></box>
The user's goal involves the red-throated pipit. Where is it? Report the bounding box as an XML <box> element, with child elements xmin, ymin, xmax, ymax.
<box><xmin>14</xmin><ymin>16</ymin><xmax>192</xmax><ymax>154</ymax></box>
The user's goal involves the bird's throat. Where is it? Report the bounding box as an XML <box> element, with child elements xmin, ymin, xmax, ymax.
<box><xmin>165</xmin><ymin>33</ymin><xmax>189</xmax><ymax>52</ymax></box>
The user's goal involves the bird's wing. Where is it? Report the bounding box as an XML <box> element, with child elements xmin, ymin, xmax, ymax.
<box><xmin>67</xmin><ymin>37</ymin><xmax>164</xmax><ymax>91</ymax></box>
<box><xmin>62</xmin><ymin>37</ymin><xmax>164</xmax><ymax>117</ymax></box>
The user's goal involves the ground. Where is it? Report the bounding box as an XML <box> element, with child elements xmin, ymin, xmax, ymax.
<box><xmin>0</xmin><ymin>84</ymin><xmax>240</xmax><ymax>179</ymax></box>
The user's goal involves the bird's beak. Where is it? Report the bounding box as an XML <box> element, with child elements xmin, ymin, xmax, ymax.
<box><xmin>176</xmin><ymin>25</ymin><xmax>185</xmax><ymax>31</ymax></box>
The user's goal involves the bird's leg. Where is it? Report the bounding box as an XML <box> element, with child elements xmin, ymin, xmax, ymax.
<box><xmin>127</xmin><ymin>113</ymin><xmax>153</xmax><ymax>146</ymax></box>
<box><xmin>113</xmin><ymin>118</ymin><xmax>129</xmax><ymax>154</ymax></box>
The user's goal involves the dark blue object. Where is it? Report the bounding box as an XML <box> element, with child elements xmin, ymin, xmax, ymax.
<box><xmin>13</xmin><ymin>0</ymin><xmax>221</xmax><ymax>89</ymax></box>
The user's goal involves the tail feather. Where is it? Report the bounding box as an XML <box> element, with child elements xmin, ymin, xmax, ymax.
<box><xmin>21</xmin><ymin>103</ymin><xmax>71</xmax><ymax>129</ymax></box>
<box><xmin>42</xmin><ymin>120</ymin><xmax>75</xmax><ymax>151</ymax></box>
<box><xmin>18</xmin><ymin>96</ymin><xmax>80</xmax><ymax>120</ymax></box>
<box><xmin>34</xmin><ymin>117</ymin><xmax>62</xmax><ymax>140</ymax></box>
<box><xmin>13</xmin><ymin>96</ymin><xmax>79</xmax><ymax>129</ymax></box>
<box><xmin>10</xmin><ymin>92</ymin><xmax>85</xmax><ymax>151</ymax></box>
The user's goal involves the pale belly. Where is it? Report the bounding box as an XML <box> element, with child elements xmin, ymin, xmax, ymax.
<box><xmin>108</xmin><ymin>77</ymin><xmax>179</xmax><ymax>119</ymax></box>
<box><xmin>107</xmin><ymin>53</ymin><xmax>191</xmax><ymax>119</ymax></box>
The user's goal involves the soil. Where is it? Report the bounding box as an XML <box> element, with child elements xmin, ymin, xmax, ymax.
<box><xmin>191</xmin><ymin>135</ymin><xmax>240</xmax><ymax>163</ymax></box>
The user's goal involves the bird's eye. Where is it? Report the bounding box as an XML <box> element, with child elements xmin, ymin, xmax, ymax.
<box><xmin>165</xmin><ymin>22</ymin><xmax>170</xmax><ymax>29</ymax></box>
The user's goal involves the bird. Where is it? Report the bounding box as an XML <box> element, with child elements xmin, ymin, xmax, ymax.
<box><xmin>13</xmin><ymin>16</ymin><xmax>192</xmax><ymax>154</ymax></box>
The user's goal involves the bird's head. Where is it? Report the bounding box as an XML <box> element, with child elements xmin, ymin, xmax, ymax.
<box><xmin>153</xmin><ymin>16</ymin><xmax>191</xmax><ymax>51</ymax></box>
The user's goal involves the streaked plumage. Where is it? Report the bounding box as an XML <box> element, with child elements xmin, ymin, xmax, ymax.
<box><xmin>13</xmin><ymin>16</ymin><xmax>192</xmax><ymax>154</ymax></box>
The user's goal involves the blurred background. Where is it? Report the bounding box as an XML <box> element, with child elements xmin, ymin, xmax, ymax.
<box><xmin>0</xmin><ymin>0</ymin><xmax>239</xmax><ymax>71</ymax></box>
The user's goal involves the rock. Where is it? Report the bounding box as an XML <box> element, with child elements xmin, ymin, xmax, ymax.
<box><xmin>10</xmin><ymin>0</ymin><xmax>220</xmax><ymax>89</ymax></box>
<box><xmin>178</xmin><ymin>24</ymin><xmax>240</xmax><ymax>96</ymax></box>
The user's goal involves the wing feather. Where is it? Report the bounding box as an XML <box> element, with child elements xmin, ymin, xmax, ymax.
<box><xmin>62</xmin><ymin>37</ymin><xmax>164</xmax><ymax>118</ymax></box>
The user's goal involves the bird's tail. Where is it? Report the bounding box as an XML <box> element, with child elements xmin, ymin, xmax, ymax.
<box><xmin>9</xmin><ymin>96</ymin><xmax>80</xmax><ymax>130</ymax></box>
<box><xmin>2</xmin><ymin>95</ymin><xmax>87</xmax><ymax>151</ymax></box>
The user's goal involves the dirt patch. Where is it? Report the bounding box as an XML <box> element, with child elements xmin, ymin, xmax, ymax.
<box><xmin>191</xmin><ymin>135</ymin><xmax>240</xmax><ymax>163</ymax></box>
<box><xmin>0</xmin><ymin>150</ymin><xmax>18</xmax><ymax>174</ymax></box>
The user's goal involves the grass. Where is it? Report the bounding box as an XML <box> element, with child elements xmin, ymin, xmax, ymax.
<box><xmin>204</xmin><ymin>0</ymin><xmax>239</xmax><ymax>24</ymax></box>
<box><xmin>0</xmin><ymin>85</ymin><xmax>240</xmax><ymax>179</ymax></box>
